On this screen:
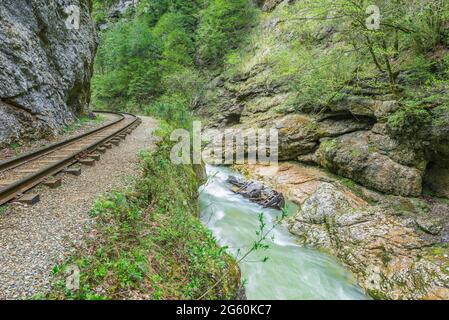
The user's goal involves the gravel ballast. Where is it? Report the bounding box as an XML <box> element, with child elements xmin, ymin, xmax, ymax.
<box><xmin>0</xmin><ymin>116</ymin><xmax>158</xmax><ymax>299</ymax></box>
<box><xmin>0</xmin><ymin>113</ymin><xmax>117</xmax><ymax>162</ymax></box>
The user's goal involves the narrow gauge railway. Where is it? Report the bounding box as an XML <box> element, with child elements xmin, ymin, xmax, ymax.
<box><xmin>0</xmin><ymin>112</ymin><xmax>141</xmax><ymax>206</ymax></box>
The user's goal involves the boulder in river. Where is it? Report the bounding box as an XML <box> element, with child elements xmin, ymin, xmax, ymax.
<box><xmin>237</xmin><ymin>162</ymin><xmax>449</xmax><ymax>300</ymax></box>
<box><xmin>227</xmin><ymin>175</ymin><xmax>285</xmax><ymax>210</ymax></box>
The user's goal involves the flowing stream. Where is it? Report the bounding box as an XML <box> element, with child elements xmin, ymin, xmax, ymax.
<box><xmin>199</xmin><ymin>166</ymin><xmax>367</xmax><ymax>300</ymax></box>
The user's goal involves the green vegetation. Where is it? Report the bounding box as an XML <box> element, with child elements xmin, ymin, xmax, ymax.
<box><xmin>432</xmin><ymin>105</ymin><xmax>449</xmax><ymax>128</ymax></box>
<box><xmin>92</xmin><ymin>1</ymin><xmax>449</xmax><ymax>123</ymax></box>
<box><xmin>196</xmin><ymin>0</ymin><xmax>257</xmax><ymax>67</ymax></box>
<box><xmin>47</xmin><ymin>124</ymin><xmax>240</xmax><ymax>300</ymax></box>
<box><xmin>63</xmin><ymin>114</ymin><xmax>105</xmax><ymax>134</ymax></box>
<box><xmin>0</xmin><ymin>205</ymin><xmax>7</xmax><ymax>215</ymax></box>
<box><xmin>366</xmin><ymin>288</ymin><xmax>390</xmax><ymax>300</ymax></box>
<box><xmin>387</xmin><ymin>104</ymin><xmax>432</xmax><ymax>138</ymax></box>
<box><xmin>143</xmin><ymin>100</ymin><xmax>193</xmax><ymax>129</ymax></box>
<box><xmin>222</xmin><ymin>0</ymin><xmax>449</xmax><ymax>112</ymax></box>
<box><xmin>92</xmin><ymin>0</ymin><xmax>256</xmax><ymax>113</ymax></box>
<box><xmin>9</xmin><ymin>143</ymin><xmax>20</xmax><ymax>151</ymax></box>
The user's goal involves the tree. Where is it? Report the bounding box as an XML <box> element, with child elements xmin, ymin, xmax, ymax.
<box><xmin>297</xmin><ymin>0</ymin><xmax>449</xmax><ymax>93</ymax></box>
<box><xmin>196</xmin><ymin>0</ymin><xmax>257</xmax><ymax>68</ymax></box>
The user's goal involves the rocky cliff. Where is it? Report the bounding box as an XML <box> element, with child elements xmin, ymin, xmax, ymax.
<box><xmin>0</xmin><ymin>0</ymin><xmax>97</xmax><ymax>147</ymax></box>
<box><xmin>197</xmin><ymin>0</ymin><xmax>449</xmax><ymax>199</ymax></box>
<box><xmin>199</xmin><ymin>0</ymin><xmax>449</xmax><ymax>299</ymax></box>
<box><xmin>237</xmin><ymin>162</ymin><xmax>449</xmax><ymax>300</ymax></box>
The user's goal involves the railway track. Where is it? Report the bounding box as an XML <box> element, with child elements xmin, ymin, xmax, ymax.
<box><xmin>0</xmin><ymin>111</ymin><xmax>141</xmax><ymax>206</ymax></box>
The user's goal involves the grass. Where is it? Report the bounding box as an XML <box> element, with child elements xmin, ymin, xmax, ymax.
<box><xmin>0</xmin><ymin>205</ymin><xmax>7</xmax><ymax>215</ymax></box>
<box><xmin>10</xmin><ymin>143</ymin><xmax>20</xmax><ymax>151</ymax></box>
<box><xmin>46</xmin><ymin>123</ymin><xmax>240</xmax><ymax>300</ymax></box>
<box><xmin>63</xmin><ymin>114</ymin><xmax>105</xmax><ymax>134</ymax></box>
<box><xmin>386</xmin><ymin>105</ymin><xmax>432</xmax><ymax>138</ymax></box>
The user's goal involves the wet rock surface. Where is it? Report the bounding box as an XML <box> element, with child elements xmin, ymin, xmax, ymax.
<box><xmin>237</xmin><ymin>163</ymin><xmax>449</xmax><ymax>300</ymax></box>
<box><xmin>196</xmin><ymin>1</ymin><xmax>449</xmax><ymax>198</ymax></box>
<box><xmin>0</xmin><ymin>0</ymin><xmax>97</xmax><ymax>148</ymax></box>
<box><xmin>227</xmin><ymin>175</ymin><xmax>285</xmax><ymax>210</ymax></box>
<box><xmin>195</xmin><ymin>0</ymin><xmax>449</xmax><ymax>300</ymax></box>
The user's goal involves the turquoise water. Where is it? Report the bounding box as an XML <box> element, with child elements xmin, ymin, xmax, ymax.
<box><xmin>199</xmin><ymin>166</ymin><xmax>367</xmax><ymax>300</ymax></box>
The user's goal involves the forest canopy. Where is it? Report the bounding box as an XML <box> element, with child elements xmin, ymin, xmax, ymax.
<box><xmin>92</xmin><ymin>0</ymin><xmax>257</xmax><ymax>114</ymax></box>
<box><xmin>91</xmin><ymin>0</ymin><xmax>449</xmax><ymax>124</ymax></box>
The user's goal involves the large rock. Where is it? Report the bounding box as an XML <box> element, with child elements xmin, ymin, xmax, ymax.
<box><xmin>238</xmin><ymin>162</ymin><xmax>449</xmax><ymax>300</ymax></box>
<box><xmin>327</xmin><ymin>95</ymin><xmax>399</xmax><ymax>120</ymax></box>
<box><xmin>289</xmin><ymin>182</ymin><xmax>449</xmax><ymax>300</ymax></box>
<box><xmin>274</xmin><ymin>114</ymin><xmax>321</xmax><ymax>160</ymax></box>
<box><xmin>227</xmin><ymin>175</ymin><xmax>285</xmax><ymax>209</ymax></box>
<box><xmin>275</xmin><ymin>114</ymin><xmax>374</xmax><ymax>160</ymax></box>
<box><xmin>0</xmin><ymin>0</ymin><xmax>97</xmax><ymax>147</ymax></box>
<box><xmin>314</xmin><ymin>131</ymin><xmax>424</xmax><ymax>197</ymax></box>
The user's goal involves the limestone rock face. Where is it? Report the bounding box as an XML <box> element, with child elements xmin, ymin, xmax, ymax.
<box><xmin>238</xmin><ymin>163</ymin><xmax>449</xmax><ymax>300</ymax></box>
<box><xmin>315</xmin><ymin>131</ymin><xmax>424</xmax><ymax>197</ymax></box>
<box><xmin>290</xmin><ymin>182</ymin><xmax>449</xmax><ymax>300</ymax></box>
<box><xmin>197</xmin><ymin>0</ymin><xmax>449</xmax><ymax>198</ymax></box>
<box><xmin>0</xmin><ymin>0</ymin><xmax>97</xmax><ymax>147</ymax></box>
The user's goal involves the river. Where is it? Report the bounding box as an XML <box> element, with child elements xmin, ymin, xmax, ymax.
<box><xmin>199</xmin><ymin>166</ymin><xmax>367</xmax><ymax>300</ymax></box>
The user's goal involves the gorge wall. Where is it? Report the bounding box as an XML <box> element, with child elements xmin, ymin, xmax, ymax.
<box><xmin>199</xmin><ymin>0</ymin><xmax>449</xmax><ymax>299</ymax></box>
<box><xmin>0</xmin><ymin>0</ymin><xmax>97</xmax><ymax>148</ymax></box>
<box><xmin>197</xmin><ymin>0</ymin><xmax>449</xmax><ymax>199</ymax></box>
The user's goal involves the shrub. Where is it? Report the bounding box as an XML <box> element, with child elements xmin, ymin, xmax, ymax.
<box><xmin>144</xmin><ymin>100</ymin><xmax>194</xmax><ymax>130</ymax></box>
<box><xmin>196</xmin><ymin>0</ymin><xmax>257</xmax><ymax>68</ymax></box>
<box><xmin>387</xmin><ymin>104</ymin><xmax>431</xmax><ymax>138</ymax></box>
<box><xmin>47</xmin><ymin>126</ymin><xmax>240</xmax><ymax>300</ymax></box>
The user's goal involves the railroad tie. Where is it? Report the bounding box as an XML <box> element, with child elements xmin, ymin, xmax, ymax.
<box><xmin>65</xmin><ymin>167</ymin><xmax>82</xmax><ymax>176</ymax></box>
<box><xmin>16</xmin><ymin>169</ymin><xmax>38</xmax><ymax>174</ymax></box>
<box><xmin>17</xmin><ymin>193</ymin><xmax>40</xmax><ymax>206</ymax></box>
<box><xmin>89</xmin><ymin>153</ymin><xmax>101</xmax><ymax>161</ymax></box>
<box><xmin>64</xmin><ymin>148</ymin><xmax>83</xmax><ymax>153</ymax></box>
<box><xmin>36</xmin><ymin>160</ymin><xmax>56</xmax><ymax>165</ymax></box>
<box><xmin>79</xmin><ymin>158</ymin><xmax>96</xmax><ymax>167</ymax></box>
<box><xmin>43</xmin><ymin>177</ymin><xmax>62</xmax><ymax>189</ymax></box>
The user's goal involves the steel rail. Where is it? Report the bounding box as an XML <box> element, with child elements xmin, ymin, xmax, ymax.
<box><xmin>0</xmin><ymin>112</ymin><xmax>141</xmax><ymax>206</ymax></box>
<box><xmin>0</xmin><ymin>111</ymin><xmax>125</xmax><ymax>173</ymax></box>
